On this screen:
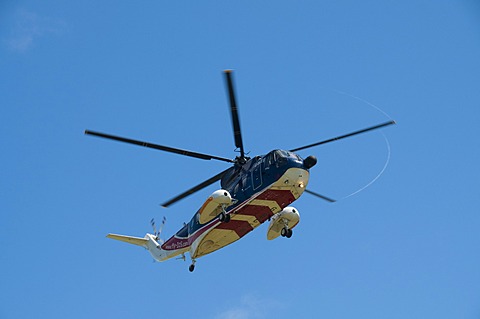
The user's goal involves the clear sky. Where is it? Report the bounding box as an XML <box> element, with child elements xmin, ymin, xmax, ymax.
<box><xmin>2</xmin><ymin>1</ymin><xmax>480</xmax><ymax>318</ymax></box>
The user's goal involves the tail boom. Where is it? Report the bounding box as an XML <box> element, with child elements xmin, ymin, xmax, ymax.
<box><xmin>107</xmin><ymin>233</ymin><xmax>186</xmax><ymax>262</ymax></box>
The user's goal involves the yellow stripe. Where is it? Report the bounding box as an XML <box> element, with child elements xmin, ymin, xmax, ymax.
<box><xmin>231</xmin><ymin>214</ymin><xmax>260</xmax><ymax>227</ymax></box>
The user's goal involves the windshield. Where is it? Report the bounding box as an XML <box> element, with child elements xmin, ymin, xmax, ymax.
<box><xmin>275</xmin><ymin>150</ymin><xmax>302</xmax><ymax>162</ymax></box>
<box><xmin>274</xmin><ymin>150</ymin><xmax>288</xmax><ymax>166</ymax></box>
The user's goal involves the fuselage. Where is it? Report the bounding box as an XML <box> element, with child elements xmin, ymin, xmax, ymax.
<box><xmin>160</xmin><ymin>149</ymin><xmax>311</xmax><ymax>260</ymax></box>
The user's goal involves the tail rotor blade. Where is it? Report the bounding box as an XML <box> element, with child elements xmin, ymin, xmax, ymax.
<box><xmin>158</xmin><ymin>217</ymin><xmax>166</xmax><ymax>235</ymax></box>
<box><xmin>150</xmin><ymin>218</ymin><xmax>157</xmax><ymax>236</ymax></box>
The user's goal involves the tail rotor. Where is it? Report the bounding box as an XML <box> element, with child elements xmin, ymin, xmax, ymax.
<box><xmin>150</xmin><ymin>217</ymin><xmax>166</xmax><ymax>243</ymax></box>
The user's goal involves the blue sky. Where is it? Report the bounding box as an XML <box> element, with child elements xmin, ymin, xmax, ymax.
<box><xmin>2</xmin><ymin>1</ymin><xmax>480</xmax><ymax>318</ymax></box>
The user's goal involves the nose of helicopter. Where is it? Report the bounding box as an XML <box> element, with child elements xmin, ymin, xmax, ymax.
<box><xmin>279</xmin><ymin>166</ymin><xmax>310</xmax><ymax>193</ymax></box>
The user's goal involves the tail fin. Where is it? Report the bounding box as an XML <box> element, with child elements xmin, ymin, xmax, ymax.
<box><xmin>107</xmin><ymin>233</ymin><xmax>148</xmax><ymax>247</ymax></box>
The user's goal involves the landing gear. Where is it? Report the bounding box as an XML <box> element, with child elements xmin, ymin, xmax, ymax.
<box><xmin>189</xmin><ymin>259</ymin><xmax>196</xmax><ymax>272</ymax></box>
<box><xmin>281</xmin><ymin>227</ymin><xmax>293</xmax><ymax>238</ymax></box>
<box><xmin>219</xmin><ymin>212</ymin><xmax>231</xmax><ymax>223</ymax></box>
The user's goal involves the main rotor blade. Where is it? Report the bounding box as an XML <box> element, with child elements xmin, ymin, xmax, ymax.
<box><xmin>161</xmin><ymin>167</ymin><xmax>231</xmax><ymax>207</ymax></box>
<box><xmin>85</xmin><ymin>130</ymin><xmax>234</xmax><ymax>163</ymax></box>
<box><xmin>304</xmin><ymin>189</ymin><xmax>336</xmax><ymax>203</ymax></box>
<box><xmin>290</xmin><ymin>120</ymin><xmax>396</xmax><ymax>152</ymax></box>
<box><xmin>224</xmin><ymin>70</ymin><xmax>245</xmax><ymax>159</ymax></box>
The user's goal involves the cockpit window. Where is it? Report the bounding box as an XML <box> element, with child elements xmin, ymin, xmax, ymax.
<box><xmin>274</xmin><ymin>150</ymin><xmax>288</xmax><ymax>166</ymax></box>
<box><xmin>265</xmin><ymin>152</ymin><xmax>274</xmax><ymax>166</ymax></box>
<box><xmin>292</xmin><ymin>152</ymin><xmax>303</xmax><ymax>162</ymax></box>
<box><xmin>277</xmin><ymin>150</ymin><xmax>289</xmax><ymax>157</ymax></box>
<box><xmin>273</xmin><ymin>150</ymin><xmax>303</xmax><ymax>166</ymax></box>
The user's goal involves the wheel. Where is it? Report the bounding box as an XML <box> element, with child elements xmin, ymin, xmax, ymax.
<box><xmin>286</xmin><ymin>229</ymin><xmax>293</xmax><ymax>238</ymax></box>
<box><xmin>281</xmin><ymin>227</ymin><xmax>287</xmax><ymax>237</ymax></box>
<box><xmin>189</xmin><ymin>264</ymin><xmax>195</xmax><ymax>272</ymax></box>
<box><xmin>219</xmin><ymin>212</ymin><xmax>226</xmax><ymax>222</ymax></box>
<box><xmin>219</xmin><ymin>212</ymin><xmax>230</xmax><ymax>223</ymax></box>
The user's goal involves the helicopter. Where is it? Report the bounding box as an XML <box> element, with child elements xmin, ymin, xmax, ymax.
<box><xmin>85</xmin><ymin>70</ymin><xmax>395</xmax><ymax>272</ymax></box>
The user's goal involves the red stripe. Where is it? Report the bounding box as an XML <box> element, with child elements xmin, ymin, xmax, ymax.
<box><xmin>216</xmin><ymin>220</ymin><xmax>253</xmax><ymax>237</ymax></box>
<box><xmin>236</xmin><ymin>205</ymin><xmax>272</xmax><ymax>223</ymax></box>
<box><xmin>255</xmin><ymin>189</ymin><xmax>296</xmax><ymax>208</ymax></box>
